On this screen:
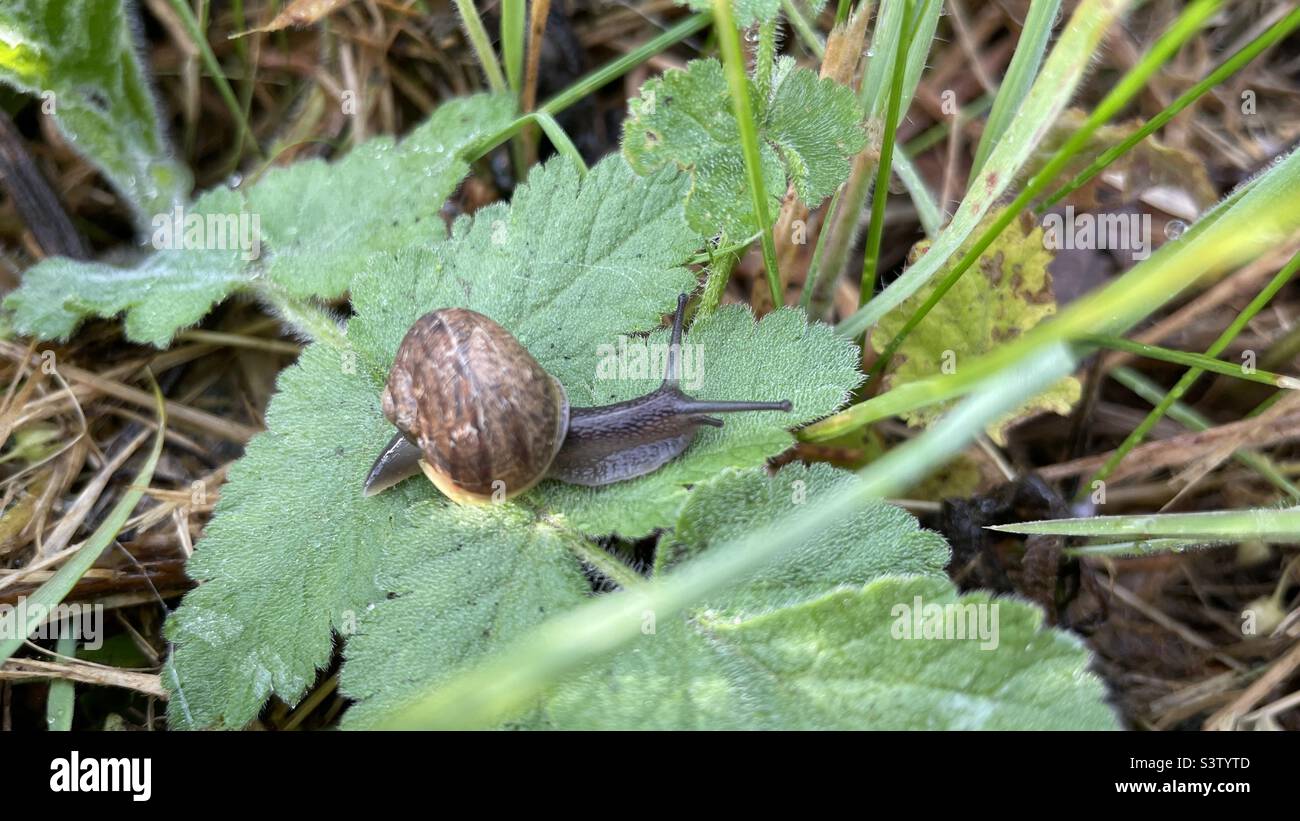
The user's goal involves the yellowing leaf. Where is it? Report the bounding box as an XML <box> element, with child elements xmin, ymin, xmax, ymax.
<box><xmin>873</xmin><ymin>210</ymin><xmax>1081</xmax><ymax>443</ymax></box>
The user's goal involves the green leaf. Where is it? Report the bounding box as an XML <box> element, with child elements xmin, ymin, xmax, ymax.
<box><xmin>164</xmin><ymin>154</ymin><xmax>864</xmax><ymax>728</ymax></box>
<box><xmin>623</xmin><ymin>58</ymin><xmax>865</xmax><ymax>238</ymax></box>
<box><xmin>659</xmin><ymin>463</ymin><xmax>950</xmax><ymax>596</ymax></box>
<box><xmin>4</xmin><ymin>94</ymin><xmax>515</xmax><ymax>348</ymax></box>
<box><xmin>873</xmin><ymin>209</ymin><xmax>1081</xmax><ymax>443</ymax></box>
<box><xmin>536</xmin><ymin>466</ymin><xmax>1117</xmax><ymax>730</ymax></box>
<box><xmin>0</xmin><ymin>0</ymin><xmax>188</xmax><ymax>225</ymax></box>
<box><xmin>338</xmin><ymin>503</ymin><xmax>591</xmax><ymax>729</ymax></box>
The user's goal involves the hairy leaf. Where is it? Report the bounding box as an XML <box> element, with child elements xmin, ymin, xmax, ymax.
<box><xmin>0</xmin><ymin>0</ymin><xmax>188</xmax><ymax>226</ymax></box>
<box><xmin>550</xmin><ymin>575</ymin><xmax>1118</xmax><ymax>730</ymax></box>
<box><xmin>874</xmin><ymin>210</ymin><xmax>1081</xmax><ymax>442</ymax></box>
<box><xmin>537</xmin><ymin>466</ymin><xmax>1116</xmax><ymax>729</ymax></box>
<box><xmin>5</xmin><ymin>94</ymin><xmax>515</xmax><ymax>347</ymax></box>
<box><xmin>623</xmin><ymin>57</ymin><xmax>865</xmax><ymax>237</ymax></box>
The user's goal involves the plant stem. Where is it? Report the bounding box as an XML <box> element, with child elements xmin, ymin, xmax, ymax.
<box><xmin>714</xmin><ymin>0</ymin><xmax>782</xmax><ymax>306</ymax></box>
<box><xmin>454</xmin><ymin>0</ymin><xmax>507</xmax><ymax>93</ymax></box>
<box><xmin>860</xmin><ymin>0</ymin><xmax>916</xmax><ymax>311</ymax></box>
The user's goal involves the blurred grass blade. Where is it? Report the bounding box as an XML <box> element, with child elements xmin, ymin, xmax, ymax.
<box><xmin>0</xmin><ymin>380</ymin><xmax>165</xmax><ymax>664</ymax></box>
<box><xmin>990</xmin><ymin>507</ymin><xmax>1300</xmax><ymax>542</ymax></box>
<box><xmin>454</xmin><ymin>0</ymin><xmax>507</xmax><ymax>93</ymax></box>
<box><xmin>969</xmin><ymin>0</ymin><xmax>1062</xmax><ymax>178</ymax></box>
<box><xmin>836</xmin><ymin>0</ymin><xmax>1135</xmax><ymax>341</ymax></box>
<box><xmin>1064</xmin><ymin>539</ymin><xmax>1233</xmax><ymax>558</ymax></box>
<box><xmin>501</xmin><ymin>0</ymin><xmax>525</xmax><ymax>94</ymax></box>
<box><xmin>893</xmin><ymin>147</ymin><xmax>942</xmax><ymax>237</ymax></box>
<box><xmin>366</xmin><ymin>344</ymin><xmax>1078</xmax><ymax>729</ymax></box>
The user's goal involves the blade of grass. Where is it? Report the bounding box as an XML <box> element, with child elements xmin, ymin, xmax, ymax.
<box><xmin>0</xmin><ymin>378</ymin><xmax>166</xmax><ymax>665</ymax></box>
<box><xmin>781</xmin><ymin>0</ymin><xmax>826</xmax><ymax>59</ymax></box>
<box><xmin>860</xmin><ymin>0</ymin><xmax>1223</xmax><ymax>376</ymax></box>
<box><xmin>1042</xmin><ymin>6</ymin><xmax>1300</xmax><ymax>211</ymax></box>
<box><xmin>1064</xmin><ymin>538</ymin><xmax>1232</xmax><ymax>558</ymax></box>
<box><xmin>539</xmin><ymin>13</ymin><xmax>711</xmax><ymax>115</ymax></box>
<box><xmin>1084</xmin><ymin>246</ymin><xmax>1300</xmax><ymax>490</ymax></box>
<box><xmin>893</xmin><ymin>147</ymin><xmax>942</xmax><ymax>237</ymax></box>
<box><xmin>1080</xmin><ymin>334</ymin><xmax>1300</xmax><ymax>389</ymax></box>
<box><xmin>989</xmin><ymin>507</ymin><xmax>1300</xmax><ymax>542</ymax></box>
<box><xmin>860</xmin><ymin>0</ymin><xmax>917</xmax><ymax>309</ymax></box>
<box><xmin>45</xmin><ymin>631</ymin><xmax>77</xmax><ymax>730</ymax></box>
<box><xmin>454</xmin><ymin>0</ymin><xmax>507</xmax><ymax>93</ymax></box>
<box><xmin>714</xmin><ymin>0</ymin><xmax>782</xmax><ymax>305</ymax></box>
<box><xmin>365</xmin><ymin>343</ymin><xmax>1079</xmax><ymax>729</ymax></box>
<box><xmin>834</xmin><ymin>0</ymin><xmax>1136</xmax><ymax>341</ymax></box>
<box><xmin>501</xmin><ymin>0</ymin><xmax>525</xmax><ymax>95</ymax></box>
<box><xmin>969</xmin><ymin>0</ymin><xmax>1062</xmax><ymax>178</ymax></box>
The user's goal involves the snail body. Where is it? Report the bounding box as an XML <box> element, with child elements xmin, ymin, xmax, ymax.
<box><xmin>363</xmin><ymin>294</ymin><xmax>792</xmax><ymax>503</ymax></box>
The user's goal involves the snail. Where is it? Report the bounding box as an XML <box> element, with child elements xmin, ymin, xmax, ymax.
<box><xmin>363</xmin><ymin>293</ymin><xmax>792</xmax><ymax>503</ymax></box>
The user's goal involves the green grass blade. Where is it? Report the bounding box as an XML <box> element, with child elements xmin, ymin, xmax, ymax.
<box><xmin>714</xmin><ymin>0</ymin><xmax>781</xmax><ymax>305</ymax></box>
<box><xmin>835</xmin><ymin>0</ymin><xmax>1136</xmax><ymax>341</ymax></box>
<box><xmin>540</xmin><ymin>15</ymin><xmax>712</xmax><ymax>117</ymax></box>
<box><xmin>801</xmin><ymin>142</ymin><xmax>1300</xmax><ymax>441</ymax></box>
<box><xmin>454</xmin><ymin>0</ymin><xmax>507</xmax><ymax>93</ymax></box>
<box><xmin>1080</xmin><ymin>334</ymin><xmax>1300</xmax><ymax>389</ymax></box>
<box><xmin>892</xmin><ymin>146</ymin><xmax>942</xmax><ymax>238</ymax></box>
<box><xmin>989</xmin><ymin>507</ymin><xmax>1300</xmax><ymax>542</ymax></box>
<box><xmin>860</xmin><ymin>0</ymin><xmax>917</xmax><ymax>309</ymax></box>
<box><xmin>45</xmin><ymin>632</ymin><xmax>77</xmax><ymax>730</ymax></box>
<box><xmin>501</xmin><ymin>0</ymin><xmax>525</xmax><ymax>95</ymax></box>
<box><xmin>969</xmin><ymin>0</ymin><xmax>1062</xmax><ymax>178</ymax></box>
<box><xmin>1086</xmin><ymin>246</ymin><xmax>1300</xmax><ymax>488</ymax></box>
<box><xmin>1109</xmin><ymin>366</ymin><xmax>1300</xmax><ymax>499</ymax></box>
<box><xmin>861</xmin><ymin>0</ymin><xmax>1222</xmax><ymax>375</ymax></box>
<box><xmin>1064</xmin><ymin>538</ymin><xmax>1232</xmax><ymax>558</ymax></box>
<box><xmin>166</xmin><ymin>0</ymin><xmax>261</xmax><ymax>159</ymax></box>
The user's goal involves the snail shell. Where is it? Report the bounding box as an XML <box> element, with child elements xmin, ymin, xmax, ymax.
<box><xmin>381</xmin><ymin>308</ymin><xmax>569</xmax><ymax>503</ymax></box>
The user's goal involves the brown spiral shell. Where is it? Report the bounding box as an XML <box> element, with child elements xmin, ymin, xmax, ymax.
<box><xmin>380</xmin><ymin>308</ymin><xmax>569</xmax><ymax>503</ymax></box>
